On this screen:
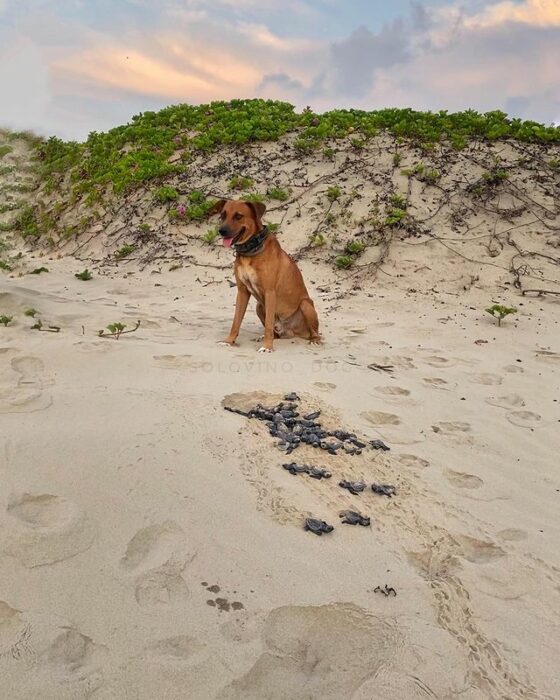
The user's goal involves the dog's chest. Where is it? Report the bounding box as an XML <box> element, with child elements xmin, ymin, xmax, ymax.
<box><xmin>238</xmin><ymin>264</ymin><xmax>262</xmax><ymax>299</ymax></box>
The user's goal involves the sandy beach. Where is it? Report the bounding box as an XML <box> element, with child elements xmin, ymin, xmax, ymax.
<box><xmin>1</xmin><ymin>248</ymin><xmax>559</xmax><ymax>699</ymax></box>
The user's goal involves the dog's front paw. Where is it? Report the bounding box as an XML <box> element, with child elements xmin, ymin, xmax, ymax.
<box><xmin>218</xmin><ymin>340</ymin><xmax>236</xmax><ymax>347</ymax></box>
<box><xmin>257</xmin><ymin>346</ymin><xmax>273</xmax><ymax>353</ymax></box>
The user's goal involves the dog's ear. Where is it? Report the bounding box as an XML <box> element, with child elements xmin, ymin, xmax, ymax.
<box><xmin>209</xmin><ymin>199</ymin><xmax>226</xmax><ymax>216</ymax></box>
<box><xmin>245</xmin><ymin>201</ymin><xmax>266</xmax><ymax>229</ymax></box>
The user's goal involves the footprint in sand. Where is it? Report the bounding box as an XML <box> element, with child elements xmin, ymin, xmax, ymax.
<box><xmin>422</xmin><ymin>377</ymin><xmax>450</xmax><ymax>389</ymax></box>
<box><xmin>0</xmin><ymin>605</ymin><xmax>104</xmax><ymax>694</ymax></box>
<box><xmin>120</xmin><ymin>521</ymin><xmax>185</xmax><ymax>572</ymax></box>
<box><xmin>135</xmin><ymin>563</ymin><xmax>190</xmax><ymax>607</ymax></box>
<box><xmin>376</xmin><ymin>355</ymin><xmax>416</xmax><ymax>370</ymax></box>
<box><xmin>153</xmin><ymin>354</ymin><xmax>194</xmax><ymax>369</ymax></box>
<box><xmin>218</xmin><ymin>604</ymin><xmax>401</xmax><ymax>700</ymax></box>
<box><xmin>445</xmin><ymin>470</ymin><xmax>483</xmax><ymax>489</ymax></box>
<box><xmin>0</xmin><ymin>492</ymin><xmax>95</xmax><ymax>568</ymax></box>
<box><xmin>46</xmin><ymin>627</ymin><xmax>97</xmax><ymax>673</ymax></box>
<box><xmin>470</xmin><ymin>373</ymin><xmax>503</xmax><ymax>386</ymax></box>
<box><xmin>375</xmin><ymin>322</ymin><xmax>395</xmax><ymax>328</ymax></box>
<box><xmin>397</xmin><ymin>454</ymin><xmax>430</xmax><ymax>470</ymax></box>
<box><xmin>503</xmin><ymin>364</ymin><xmax>524</xmax><ymax>374</ymax></box>
<box><xmin>75</xmin><ymin>340</ymin><xmax>123</xmax><ymax>353</ymax></box>
<box><xmin>497</xmin><ymin>528</ymin><xmax>528</xmax><ymax>542</ymax></box>
<box><xmin>146</xmin><ymin>635</ymin><xmax>200</xmax><ymax>662</ymax></box>
<box><xmin>432</xmin><ymin>421</ymin><xmax>471</xmax><ymax>435</ymax></box>
<box><xmin>455</xmin><ymin>534</ymin><xmax>506</xmax><ymax>564</ymax></box>
<box><xmin>0</xmin><ymin>600</ymin><xmax>27</xmax><ymax>657</ymax></box>
<box><xmin>373</xmin><ymin>385</ymin><xmax>410</xmax><ymax>397</ymax></box>
<box><xmin>535</xmin><ymin>350</ymin><xmax>560</xmax><ymax>365</ymax></box>
<box><xmin>421</xmin><ymin>355</ymin><xmax>456</xmax><ymax>368</ymax></box>
<box><xmin>0</xmin><ymin>354</ymin><xmax>52</xmax><ymax>414</ymax></box>
<box><xmin>362</xmin><ymin>410</ymin><xmax>401</xmax><ymax>426</ymax></box>
<box><xmin>506</xmin><ymin>410</ymin><xmax>542</xmax><ymax>428</ymax></box>
<box><xmin>431</xmin><ymin>422</ymin><xmax>472</xmax><ymax>444</ymax></box>
<box><xmin>485</xmin><ymin>394</ymin><xmax>525</xmax><ymax>409</ymax></box>
<box><xmin>313</xmin><ymin>382</ymin><xmax>336</xmax><ymax>391</ymax></box>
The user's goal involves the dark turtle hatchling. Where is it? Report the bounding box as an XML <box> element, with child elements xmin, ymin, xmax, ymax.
<box><xmin>339</xmin><ymin>480</ymin><xmax>367</xmax><ymax>495</ymax></box>
<box><xmin>371</xmin><ymin>483</ymin><xmax>396</xmax><ymax>497</ymax></box>
<box><xmin>282</xmin><ymin>462</ymin><xmax>308</xmax><ymax>475</ymax></box>
<box><xmin>339</xmin><ymin>510</ymin><xmax>371</xmax><ymax>526</ymax></box>
<box><xmin>304</xmin><ymin>518</ymin><xmax>334</xmax><ymax>536</ymax></box>
<box><xmin>370</xmin><ymin>439</ymin><xmax>390</xmax><ymax>451</ymax></box>
<box><xmin>307</xmin><ymin>467</ymin><xmax>332</xmax><ymax>480</ymax></box>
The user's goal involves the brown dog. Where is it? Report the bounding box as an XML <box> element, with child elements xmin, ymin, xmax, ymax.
<box><xmin>211</xmin><ymin>199</ymin><xmax>320</xmax><ymax>352</ymax></box>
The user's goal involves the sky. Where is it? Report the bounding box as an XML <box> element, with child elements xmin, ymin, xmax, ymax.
<box><xmin>0</xmin><ymin>0</ymin><xmax>559</xmax><ymax>140</ymax></box>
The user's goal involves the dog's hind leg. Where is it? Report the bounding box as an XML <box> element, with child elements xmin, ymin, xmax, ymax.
<box><xmin>300</xmin><ymin>299</ymin><xmax>321</xmax><ymax>344</ymax></box>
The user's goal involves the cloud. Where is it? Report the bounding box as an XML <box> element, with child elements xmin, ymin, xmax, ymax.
<box><xmin>464</xmin><ymin>0</ymin><xmax>560</xmax><ymax>28</ymax></box>
<box><xmin>0</xmin><ymin>0</ymin><xmax>559</xmax><ymax>139</ymax></box>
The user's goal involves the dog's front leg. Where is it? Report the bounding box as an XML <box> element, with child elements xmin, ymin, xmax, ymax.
<box><xmin>258</xmin><ymin>290</ymin><xmax>277</xmax><ymax>353</ymax></box>
<box><xmin>219</xmin><ymin>285</ymin><xmax>250</xmax><ymax>346</ymax></box>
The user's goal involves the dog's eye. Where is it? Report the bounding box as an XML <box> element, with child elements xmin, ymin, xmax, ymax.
<box><xmin>234</xmin><ymin>213</ymin><xmax>243</xmax><ymax>221</ymax></box>
<box><xmin>220</xmin><ymin>212</ymin><xmax>226</xmax><ymax>220</ymax></box>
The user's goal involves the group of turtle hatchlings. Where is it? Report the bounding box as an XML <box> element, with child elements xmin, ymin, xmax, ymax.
<box><xmin>225</xmin><ymin>392</ymin><xmax>397</xmax><ymax>537</ymax></box>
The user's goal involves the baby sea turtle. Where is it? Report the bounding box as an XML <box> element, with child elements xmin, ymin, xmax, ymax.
<box><xmin>284</xmin><ymin>392</ymin><xmax>300</xmax><ymax>402</ymax></box>
<box><xmin>339</xmin><ymin>480</ymin><xmax>367</xmax><ymax>495</ymax></box>
<box><xmin>370</xmin><ymin>439</ymin><xmax>390</xmax><ymax>451</ymax></box>
<box><xmin>282</xmin><ymin>462</ymin><xmax>308</xmax><ymax>475</ymax></box>
<box><xmin>371</xmin><ymin>483</ymin><xmax>396</xmax><ymax>497</ymax></box>
<box><xmin>304</xmin><ymin>410</ymin><xmax>321</xmax><ymax>421</ymax></box>
<box><xmin>304</xmin><ymin>518</ymin><xmax>334</xmax><ymax>536</ymax></box>
<box><xmin>339</xmin><ymin>510</ymin><xmax>371</xmax><ymax>527</ymax></box>
<box><xmin>307</xmin><ymin>466</ymin><xmax>331</xmax><ymax>480</ymax></box>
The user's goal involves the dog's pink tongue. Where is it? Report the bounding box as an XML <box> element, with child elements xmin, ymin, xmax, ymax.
<box><xmin>223</xmin><ymin>237</ymin><xmax>233</xmax><ymax>248</ymax></box>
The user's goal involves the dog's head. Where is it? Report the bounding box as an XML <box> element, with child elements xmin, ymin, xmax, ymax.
<box><xmin>209</xmin><ymin>199</ymin><xmax>266</xmax><ymax>248</ymax></box>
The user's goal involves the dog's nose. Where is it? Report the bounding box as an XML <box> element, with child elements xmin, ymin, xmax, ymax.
<box><xmin>219</xmin><ymin>226</ymin><xmax>230</xmax><ymax>236</ymax></box>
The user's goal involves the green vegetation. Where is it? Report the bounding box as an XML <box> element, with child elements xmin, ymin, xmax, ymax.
<box><xmin>30</xmin><ymin>266</ymin><xmax>49</xmax><ymax>274</ymax></box>
<box><xmin>310</xmin><ymin>233</ymin><xmax>326</xmax><ymax>247</ymax></box>
<box><xmin>229</xmin><ymin>175</ymin><xmax>254</xmax><ymax>190</ymax></box>
<box><xmin>31</xmin><ymin>319</ymin><xmax>61</xmax><ymax>332</ymax></box>
<box><xmin>0</xmin><ymin>315</ymin><xmax>13</xmax><ymax>326</ymax></box>
<box><xmin>326</xmin><ymin>186</ymin><xmax>341</xmax><ymax>202</ymax></box>
<box><xmin>419</xmin><ymin>168</ymin><xmax>441</xmax><ymax>184</ymax></box>
<box><xmin>0</xmin><ymin>145</ymin><xmax>13</xmax><ymax>158</ymax></box>
<box><xmin>244</xmin><ymin>192</ymin><xmax>265</xmax><ymax>203</ymax></box>
<box><xmin>345</xmin><ymin>240</ymin><xmax>365</xmax><ymax>254</ymax></box>
<box><xmin>549</xmin><ymin>158</ymin><xmax>560</xmax><ymax>169</ymax></box>
<box><xmin>10</xmin><ymin>100</ymin><xmax>559</xmax><ymax>244</ymax></box>
<box><xmin>390</xmin><ymin>193</ymin><xmax>407</xmax><ymax>209</ymax></box>
<box><xmin>24</xmin><ymin>308</ymin><xmax>38</xmax><ymax>317</ymax></box>
<box><xmin>154</xmin><ymin>185</ymin><xmax>179</xmax><ymax>204</ymax></box>
<box><xmin>485</xmin><ymin>304</ymin><xmax>517</xmax><ymax>326</ymax></box>
<box><xmin>115</xmin><ymin>244</ymin><xmax>135</xmax><ymax>259</ymax></box>
<box><xmin>385</xmin><ymin>208</ymin><xmax>407</xmax><ymax>226</ymax></box>
<box><xmin>98</xmin><ymin>320</ymin><xmax>141</xmax><ymax>339</ymax></box>
<box><xmin>171</xmin><ymin>191</ymin><xmax>218</xmax><ymax>221</ymax></box>
<box><xmin>75</xmin><ymin>268</ymin><xmax>93</xmax><ymax>280</ymax></box>
<box><xmin>482</xmin><ymin>168</ymin><xmax>509</xmax><ymax>185</ymax></box>
<box><xmin>14</xmin><ymin>205</ymin><xmax>39</xmax><ymax>238</ymax></box>
<box><xmin>0</xmin><ymin>260</ymin><xmax>12</xmax><ymax>271</ymax></box>
<box><xmin>202</xmin><ymin>228</ymin><xmax>218</xmax><ymax>244</ymax></box>
<box><xmin>267</xmin><ymin>186</ymin><xmax>291</xmax><ymax>201</ymax></box>
<box><xmin>335</xmin><ymin>255</ymin><xmax>354</xmax><ymax>269</ymax></box>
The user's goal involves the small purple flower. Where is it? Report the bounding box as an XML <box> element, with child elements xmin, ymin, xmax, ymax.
<box><xmin>177</xmin><ymin>204</ymin><xmax>186</xmax><ymax>217</ymax></box>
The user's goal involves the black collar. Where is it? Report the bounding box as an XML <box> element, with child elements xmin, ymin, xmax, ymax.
<box><xmin>234</xmin><ymin>226</ymin><xmax>270</xmax><ymax>257</ymax></box>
